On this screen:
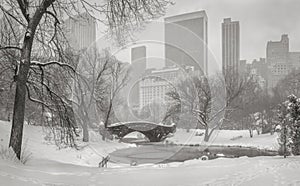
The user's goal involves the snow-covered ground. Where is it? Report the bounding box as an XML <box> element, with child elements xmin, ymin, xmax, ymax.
<box><xmin>1</xmin><ymin>120</ymin><xmax>300</xmax><ymax>186</ymax></box>
<box><xmin>167</xmin><ymin>128</ymin><xmax>279</xmax><ymax>150</ymax></box>
<box><xmin>0</xmin><ymin>121</ymin><xmax>130</xmax><ymax>167</ymax></box>
<box><xmin>1</xmin><ymin>154</ymin><xmax>300</xmax><ymax>185</ymax></box>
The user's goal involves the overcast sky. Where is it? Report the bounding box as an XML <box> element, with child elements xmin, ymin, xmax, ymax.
<box><xmin>166</xmin><ymin>0</ymin><xmax>300</xmax><ymax>62</ymax></box>
<box><xmin>98</xmin><ymin>0</ymin><xmax>300</xmax><ymax>69</ymax></box>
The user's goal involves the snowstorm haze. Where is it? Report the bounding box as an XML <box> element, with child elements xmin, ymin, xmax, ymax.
<box><xmin>111</xmin><ymin>0</ymin><xmax>300</xmax><ymax>66</ymax></box>
<box><xmin>166</xmin><ymin>0</ymin><xmax>300</xmax><ymax>63</ymax></box>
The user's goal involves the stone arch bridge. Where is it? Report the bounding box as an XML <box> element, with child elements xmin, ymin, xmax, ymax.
<box><xmin>107</xmin><ymin>121</ymin><xmax>176</xmax><ymax>142</ymax></box>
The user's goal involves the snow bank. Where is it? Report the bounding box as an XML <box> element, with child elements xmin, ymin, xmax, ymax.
<box><xmin>1</xmin><ymin>154</ymin><xmax>300</xmax><ymax>186</ymax></box>
<box><xmin>0</xmin><ymin>120</ymin><xmax>129</xmax><ymax>167</ymax></box>
<box><xmin>166</xmin><ymin>129</ymin><xmax>279</xmax><ymax>150</ymax></box>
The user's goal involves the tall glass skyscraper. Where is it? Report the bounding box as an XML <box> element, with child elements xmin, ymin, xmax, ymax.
<box><xmin>164</xmin><ymin>11</ymin><xmax>208</xmax><ymax>75</ymax></box>
<box><xmin>222</xmin><ymin>18</ymin><xmax>240</xmax><ymax>75</ymax></box>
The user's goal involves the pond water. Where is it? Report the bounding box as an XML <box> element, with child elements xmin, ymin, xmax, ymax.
<box><xmin>109</xmin><ymin>143</ymin><xmax>278</xmax><ymax>165</ymax></box>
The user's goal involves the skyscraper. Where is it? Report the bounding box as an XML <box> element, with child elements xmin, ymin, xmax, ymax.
<box><xmin>131</xmin><ymin>46</ymin><xmax>147</xmax><ymax>71</ymax></box>
<box><xmin>129</xmin><ymin>46</ymin><xmax>147</xmax><ymax>108</ymax></box>
<box><xmin>164</xmin><ymin>11</ymin><xmax>208</xmax><ymax>74</ymax></box>
<box><xmin>222</xmin><ymin>18</ymin><xmax>240</xmax><ymax>75</ymax></box>
<box><xmin>65</xmin><ymin>12</ymin><xmax>96</xmax><ymax>50</ymax></box>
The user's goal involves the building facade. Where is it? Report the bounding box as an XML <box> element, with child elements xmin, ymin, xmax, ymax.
<box><xmin>65</xmin><ymin>13</ymin><xmax>96</xmax><ymax>51</ymax></box>
<box><xmin>266</xmin><ymin>34</ymin><xmax>300</xmax><ymax>90</ymax></box>
<box><xmin>222</xmin><ymin>18</ymin><xmax>240</xmax><ymax>76</ymax></box>
<box><xmin>267</xmin><ymin>34</ymin><xmax>289</xmax><ymax>65</ymax></box>
<box><xmin>129</xmin><ymin>46</ymin><xmax>147</xmax><ymax>108</ymax></box>
<box><xmin>164</xmin><ymin>11</ymin><xmax>208</xmax><ymax>75</ymax></box>
<box><xmin>139</xmin><ymin>66</ymin><xmax>194</xmax><ymax>109</ymax></box>
<box><xmin>289</xmin><ymin>52</ymin><xmax>300</xmax><ymax>69</ymax></box>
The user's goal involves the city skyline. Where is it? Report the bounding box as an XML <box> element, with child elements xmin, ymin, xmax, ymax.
<box><xmin>110</xmin><ymin>0</ymin><xmax>300</xmax><ymax>68</ymax></box>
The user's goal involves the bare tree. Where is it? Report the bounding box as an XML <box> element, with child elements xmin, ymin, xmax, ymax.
<box><xmin>167</xmin><ymin>73</ymin><xmax>220</xmax><ymax>141</ymax></box>
<box><xmin>191</xmin><ymin>74</ymin><xmax>225</xmax><ymax>142</ymax></box>
<box><xmin>163</xmin><ymin>91</ymin><xmax>181</xmax><ymax>124</ymax></box>
<box><xmin>97</xmin><ymin>60</ymin><xmax>130</xmax><ymax>128</ymax></box>
<box><xmin>167</xmin><ymin>69</ymin><xmax>256</xmax><ymax>142</ymax></box>
<box><xmin>0</xmin><ymin>0</ymin><xmax>171</xmax><ymax>159</ymax></box>
<box><xmin>274</xmin><ymin>69</ymin><xmax>300</xmax><ymax>101</ymax></box>
<box><xmin>73</xmin><ymin>48</ymin><xmax>114</xmax><ymax>142</ymax></box>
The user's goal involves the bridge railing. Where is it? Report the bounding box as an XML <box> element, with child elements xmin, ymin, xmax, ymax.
<box><xmin>108</xmin><ymin>121</ymin><xmax>176</xmax><ymax>128</ymax></box>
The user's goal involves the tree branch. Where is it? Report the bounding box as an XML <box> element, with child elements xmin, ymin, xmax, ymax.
<box><xmin>30</xmin><ymin>60</ymin><xmax>76</xmax><ymax>73</ymax></box>
<box><xmin>16</xmin><ymin>0</ymin><xmax>29</xmax><ymax>22</ymax></box>
<box><xmin>45</xmin><ymin>10</ymin><xmax>60</xmax><ymax>43</ymax></box>
<box><xmin>26</xmin><ymin>83</ymin><xmax>51</xmax><ymax>109</ymax></box>
<box><xmin>0</xmin><ymin>45</ymin><xmax>22</xmax><ymax>51</ymax></box>
<box><xmin>0</xmin><ymin>4</ymin><xmax>27</xmax><ymax>27</ymax></box>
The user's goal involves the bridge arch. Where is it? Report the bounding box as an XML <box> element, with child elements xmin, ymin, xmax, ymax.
<box><xmin>107</xmin><ymin>121</ymin><xmax>176</xmax><ymax>142</ymax></box>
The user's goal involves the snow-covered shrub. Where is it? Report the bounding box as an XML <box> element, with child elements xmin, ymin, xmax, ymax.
<box><xmin>276</xmin><ymin>95</ymin><xmax>300</xmax><ymax>156</ymax></box>
<box><xmin>286</xmin><ymin>95</ymin><xmax>300</xmax><ymax>155</ymax></box>
<box><xmin>99</xmin><ymin>125</ymin><xmax>113</xmax><ymax>141</ymax></box>
<box><xmin>277</xmin><ymin>126</ymin><xmax>292</xmax><ymax>156</ymax></box>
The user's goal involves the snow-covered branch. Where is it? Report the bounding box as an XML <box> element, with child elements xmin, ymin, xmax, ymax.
<box><xmin>30</xmin><ymin>60</ymin><xmax>76</xmax><ymax>73</ymax></box>
<box><xmin>26</xmin><ymin>84</ymin><xmax>51</xmax><ymax>109</ymax></box>
<box><xmin>0</xmin><ymin>45</ymin><xmax>22</xmax><ymax>51</ymax></box>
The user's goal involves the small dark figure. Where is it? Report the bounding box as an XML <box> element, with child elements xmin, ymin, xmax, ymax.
<box><xmin>99</xmin><ymin>156</ymin><xmax>110</xmax><ymax>168</ymax></box>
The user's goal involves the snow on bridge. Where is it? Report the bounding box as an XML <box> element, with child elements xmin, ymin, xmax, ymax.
<box><xmin>107</xmin><ymin>121</ymin><xmax>176</xmax><ymax>142</ymax></box>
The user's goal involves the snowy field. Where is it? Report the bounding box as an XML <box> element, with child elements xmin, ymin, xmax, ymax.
<box><xmin>1</xmin><ymin>154</ymin><xmax>300</xmax><ymax>185</ymax></box>
<box><xmin>167</xmin><ymin>128</ymin><xmax>279</xmax><ymax>150</ymax></box>
<box><xmin>0</xmin><ymin>121</ymin><xmax>130</xmax><ymax>167</ymax></box>
<box><xmin>1</xmin><ymin>120</ymin><xmax>300</xmax><ymax>186</ymax></box>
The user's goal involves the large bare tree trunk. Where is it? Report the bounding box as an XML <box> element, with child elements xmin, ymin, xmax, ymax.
<box><xmin>82</xmin><ymin>123</ymin><xmax>89</xmax><ymax>142</ymax></box>
<box><xmin>8</xmin><ymin>0</ymin><xmax>54</xmax><ymax>159</ymax></box>
<box><xmin>82</xmin><ymin>114</ymin><xmax>90</xmax><ymax>142</ymax></box>
<box><xmin>104</xmin><ymin>100</ymin><xmax>113</xmax><ymax>128</ymax></box>
<box><xmin>249</xmin><ymin>127</ymin><xmax>253</xmax><ymax>138</ymax></box>
<box><xmin>204</xmin><ymin>126</ymin><xmax>217</xmax><ymax>142</ymax></box>
<box><xmin>204</xmin><ymin>128</ymin><xmax>209</xmax><ymax>142</ymax></box>
<box><xmin>9</xmin><ymin>37</ymin><xmax>33</xmax><ymax>159</ymax></box>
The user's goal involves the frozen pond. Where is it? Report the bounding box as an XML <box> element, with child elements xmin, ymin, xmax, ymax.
<box><xmin>109</xmin><ymin>143</ymin><xmax>278</xmax><ymax>165</ymax></box>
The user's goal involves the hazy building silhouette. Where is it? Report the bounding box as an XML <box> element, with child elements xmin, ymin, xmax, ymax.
<box><xmin>252</xmin><ymin>58</ymin><xmax>267</xmax><ymax>81</ymax></box>
<box><xmin>131</xmin><ymin>46</ymin><xmax>147</xmax><ymax>71</ymax></box>
<box><xmin>164</xmin><ymin>11</ymin><xmax>208</xmax><ymax>74</ymax></box>
<box><xmin>222</xmin><ymin>18</ymin><xmax>240</xmax><ymax>75</ymax></box>
<box><xmin>65</xmin><ymin>13</ymin><xmax>96</xmax><ymax>50</ymax></box>
<box><xmin>267</xmin><ymin>34</ymin><xmax>289</xmax><ymax>65</ymax></box>
<box><xmin>266</xmin><ymin>35</ymin><xmax>293</xmax><ymax>89</ymax></box>
<box><xmin>139</xmin><ymin>66</ymin><xmax>194</xmax><ymax>109</ymax></box>
<box><xmin>289</xmin><ymin>52</ymin><xmax>300</xmax><ymax>69</ymax></box>
<box><xmin>246</xmin><ymin>58</ymin><xmax>268</xmax><ymax>89</ymax></box>
<box><xmin>129</xmin><ymin>46</ymin><xmax>147</xmax><ymax>109</ymax></box>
